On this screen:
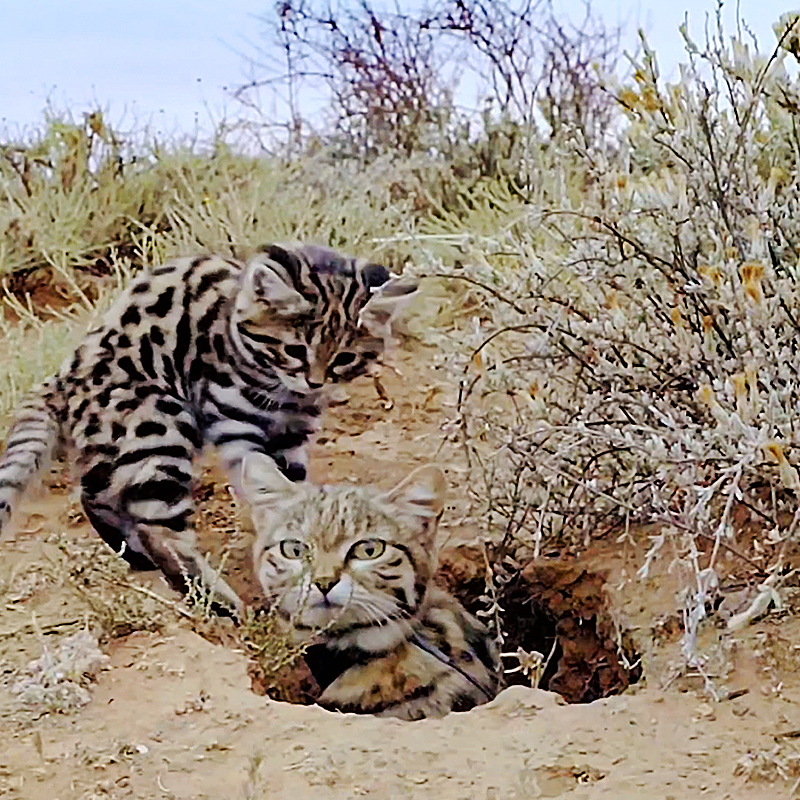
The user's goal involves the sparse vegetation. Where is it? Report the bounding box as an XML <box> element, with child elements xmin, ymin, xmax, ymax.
<box><xmin>53</xmin><ymin>535</ymin><xmax>174</xmax><ymax>641</ymax></box>
<box><xmin>238</xmin><ymin>607</ymin><xmax>312</xmax><ymax>702</ymax></box>
<box><xmin>9</xmin><ymin>629</ymin><xmax>109</xmax><ymax>716</ymax></box>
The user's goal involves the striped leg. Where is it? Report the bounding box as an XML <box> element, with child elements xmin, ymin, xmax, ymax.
<box><xmin>212</xmin><ymin>434</ymin><xmax>311</xmax><ymax>495</ymax></box>
<box><xmin>0</xmin><ymin>386</ymin><xmax>59</xmax><ymax>535</ymax></box>
<box><xmin>203</xmin><ymin>399</ymin><xmax>316</xmax><ymax>494</ymax></box>
<box><xmin>79</xmin><ymin>391</ymin><xmax>243</xmax><ymax>617</ymax></box>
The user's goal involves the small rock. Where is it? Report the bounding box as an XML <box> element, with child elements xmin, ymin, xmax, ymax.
<box><xmin>482</xmin><ymin>684</ymin><xmax>565</xmax><ymax>715</ymax></box>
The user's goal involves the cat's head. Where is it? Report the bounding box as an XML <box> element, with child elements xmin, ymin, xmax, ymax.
<box><xmin>232</xmin><ymin>243</ymin><xmax>417</xmax><ymax>395</ymax></box>
<box><xmin>243</xmin><ymin>453</ymin><xmax>447</xmax><ymax>652</ymax></box>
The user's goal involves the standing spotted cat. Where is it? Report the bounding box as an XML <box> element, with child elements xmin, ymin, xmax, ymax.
<box><xmin>0</xmin><ymin>244</ymin><xmax>416</xmax><ymax>615</ymax></box>
<box><xmin>243</xmin><ymin>453</ymin><xmax>501</xmax><ymax>719</ymax></box>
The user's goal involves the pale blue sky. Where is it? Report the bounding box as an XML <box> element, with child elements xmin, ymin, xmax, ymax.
<box><xmin>0</xmin><ymin>0</ymin><xmax>795</xmax><ymax>137</ymax></box>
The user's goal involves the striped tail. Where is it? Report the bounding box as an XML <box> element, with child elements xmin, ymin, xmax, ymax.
<box><xmin>0</xmin><ymin>383</ymin><xmax>60</xmax><ymax>536</ymax></box>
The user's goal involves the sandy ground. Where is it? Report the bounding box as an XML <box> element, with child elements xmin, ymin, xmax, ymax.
<box><xmin>1</xmin><ymin>345</ymin><xmax>799</xmax><ymax>799</ymax></box>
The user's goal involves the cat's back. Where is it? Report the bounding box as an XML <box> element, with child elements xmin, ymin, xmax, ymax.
<box><xmin>59</xmin><ymin>255</ymin><xmax>243</xmax><ymax>387</ymax></box>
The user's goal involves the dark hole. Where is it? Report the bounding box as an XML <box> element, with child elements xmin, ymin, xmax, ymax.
<box><xmin>435</xmin><ymin>545</ymin><xmax>642</xmax><ymax>704</ymax></box>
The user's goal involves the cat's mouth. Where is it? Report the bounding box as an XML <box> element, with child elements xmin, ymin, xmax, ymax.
<box><xmin>288</xmin><ymin>587</ymin><xmax>351</xmax><ymax>625</ymax></box>
<box><xmin>307</xmin><ymin>596</ymin><xmax>342</xmax><ymax>614</ymax></box>
<box><xmin>277</xmin><ymin>373</ymin><xmax>325</xmax><ymax>397</ymax></box>
<box><xmin>283</xmin><ymin>580</ymin><xmax>400</xmax><ymax>633</ymax></box>
<box><xmin>287</xmin><ymin>604</ymin><xmax>352</xmax><ymax>635</ymax></box>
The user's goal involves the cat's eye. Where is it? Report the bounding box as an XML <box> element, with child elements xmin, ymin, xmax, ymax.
<box><xmin>279</xmin><ymin>539</ymin><xmax>309</xmax><ymax>559</ymax></box>
<box><xmin>349</xmin><ymin>539</ymin><xmax>386</xmax><ymax>560</ymax></box>
<box><xmin>284</xmin><ymin>344</ymin><xmax>307</xmax><ymax>360</ymax></box>
<box><xmin>330</xmin><ymin>351</ymin><xmax>356</xmax><ymax>368</ymax></box>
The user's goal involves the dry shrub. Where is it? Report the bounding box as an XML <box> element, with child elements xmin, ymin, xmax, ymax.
<box><xmin>423</xmin><ymin>12</ymin><xmax>800</xmax><ymax>680</ymax></box>
<box><xmin>8</xmin><ymin>629</ymin><xmax>109</xmax><ymax>716</ymax></box>
<box><xmin>240</xmin><ymin>609</ymin><xmax>318</xmax><ymax>704</ymax></box>
<box><xmin>52</xmin><ymin>535</ymin><xmax>172</xmax><ymax>641</ymax></box>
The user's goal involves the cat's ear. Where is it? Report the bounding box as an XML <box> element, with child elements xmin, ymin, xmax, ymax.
<box><xmin>239</xmin><ymin>254</ymin><xmax>312</xmax><ymax>319</ymax></box>
<box><xmin>296</xmin><ymin>243</ymin><xmax>350</xmax><ymax>274</ymax></box>
<box><xmin>358</xmin><ymin>268</ymin><xmax>419</xmax><ymax>339</ymax></box>
<box><xmin>241</xmin><ymin>452</ymin><xmax>301</xmax><ymax>505</ymax></box>
<box><xmin>381</xmin><ymin>465</ymin><xmax>446</xmax><ymax>520</ymax></box>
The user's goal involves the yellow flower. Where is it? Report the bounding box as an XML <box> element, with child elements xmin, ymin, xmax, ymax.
<box><xmin>698</xmin><ymin>383</ymin><xmax>716</xmax><ymax>408</ymax></box>
<box><xmin>745</xmin><ymin>364</ymin><xmax>758</xmax><ymax>411</ymax></box>
<box><xmin>740</xmin><ymin>262</ymin><xmax>765</xmax><ymax>304</ymax></box>
<box><xmin>731</xmin><ymin>372</ymin><xmax>750</xmax><ymax>421</ymax></box>
<box><xmin>641</xmin><ymin>87</ymin><xmax>661</xmax><ymax>112</ymax></box>
<box><xmin>764</xmin><ymin>441</ymin><xmax>800</xmax><ymax>492</ymax></box>
<box><xmin>618</xmin><ymin>89</ymin><xmax>640</xmax><ymax>110</ymax></box>
<box><xmin>698</xmin><ymin>384</ymin><xmax>729</xmax><ymax>425</ymax></box>
<box><xmin>697</xmin><ymin>265</ymin><xmax>723</xmax><ymax>287</ymax></box>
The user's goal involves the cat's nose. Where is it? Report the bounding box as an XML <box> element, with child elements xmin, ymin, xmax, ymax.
<box><xmin>314</xmin><ymin>576</ymin><xmax>338</xmax><ymax>595</ymax></box>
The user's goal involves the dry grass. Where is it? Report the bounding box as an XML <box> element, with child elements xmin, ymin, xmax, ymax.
<box><xmin>46</xmin><ymin>534</ymin><xmax>175</xmax><ymax>641</ymax></box>
<box><xmin>238</xmin><ymin>608</ymin><xmax>308</xmax><ymax>688</ymax></box>
<box><xmin>0</xmin><ymin>113</ymin><xmax>448</xmax><ymax>289</ymax></box>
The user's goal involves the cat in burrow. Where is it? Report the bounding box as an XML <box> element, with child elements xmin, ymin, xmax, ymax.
<box><xmin>242</xmin><ymin>452</ymin><xmax>502</xmax><ymax>719</ymax></box>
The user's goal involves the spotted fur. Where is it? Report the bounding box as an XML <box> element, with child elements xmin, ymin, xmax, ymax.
<box><xmin>0</xmin><ymin>244</ymin><xmax>416</xmax><ymax>616</ymax></box>
<box><xmin>243</xmin><ymin>454</ymin><xmax>501</xmax><ymax>719</ymax></box>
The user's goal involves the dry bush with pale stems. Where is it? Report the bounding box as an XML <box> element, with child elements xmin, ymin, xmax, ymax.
<box><xmin>410</xmin><ymin>12</ymin><xmax>800</xmax><ymax>680</ymax></box>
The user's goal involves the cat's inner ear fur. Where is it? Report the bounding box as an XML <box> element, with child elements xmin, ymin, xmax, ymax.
<box><xmin>380</xmin><ymin>465</ymin><xmax>447</xmax><ymax>521</ymax></box>
<box><xmin>358</xmin><ymin>269</ymin><xmax>419</xmax><ymax>339</ymax></box>
<box><xmin>239</xmin><ymin>258</ymin><xmax>312</xmax><ymax>320</ymax></box>
<box><xmin>241</xmin><ymin>452</ymin><xmax>301</xmax><ymax>507</ymax></box>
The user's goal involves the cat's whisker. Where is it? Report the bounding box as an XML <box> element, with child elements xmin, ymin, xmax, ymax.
<box><xmin>352</xmin><ymin>599</ymin><xmax>409</xmax><ymax>631</ymax></box>
<box><xmin>347</xmin><ymin>597</ymin><xmax>396</xmax><ymax>627</ymax></box>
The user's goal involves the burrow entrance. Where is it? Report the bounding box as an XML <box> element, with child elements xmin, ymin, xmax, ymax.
<box><xmin>245</xmin><ymin>544</ymin><xmax>642</xmax><ymax>708</ymax></box>
<box><xmin>436</xmin><ymin>545</ymin><xmax>642</xmax><ymax>704</ymax></box>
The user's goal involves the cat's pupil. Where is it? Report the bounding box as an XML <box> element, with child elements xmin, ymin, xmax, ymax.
<box><xmin>350</xmin><ymin>538</ymin><xmax>386</xmax><ymax>559</ymax></box>
<box><xmin>284</xmin><ymin>344</ymin><xmax>307</xmax><ymax>360</ymax></box>
<box><xmin>331</xmin><ymin>351</ymin><xmax>356</xmax><ymax>367</ymax></box>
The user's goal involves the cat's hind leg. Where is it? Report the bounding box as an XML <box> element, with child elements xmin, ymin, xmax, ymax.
<box><xmin>78</xmin><ymin>391</ymin><xmax>243</xmax><ymax>618</ymax></box>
